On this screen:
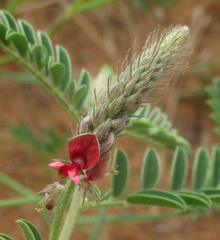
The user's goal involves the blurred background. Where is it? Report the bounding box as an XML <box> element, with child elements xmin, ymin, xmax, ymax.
<box><xmin>0</xmin><ymin>0</ymin><xmax>220</xmax><ymax>239</ymax></box>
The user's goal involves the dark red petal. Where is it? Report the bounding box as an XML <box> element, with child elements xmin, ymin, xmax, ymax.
<box><xmin>68</xmin><ymin>133</ymin><xmax>100</xmax><ymax>170</ymax></box>
<box><xmin>86</xmin><ymin>153</ymin><xmax>112</xmax><ymax>181</ymax></box>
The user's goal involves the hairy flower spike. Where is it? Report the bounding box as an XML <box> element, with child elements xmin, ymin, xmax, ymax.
<box><xmin>49</xmin><ymin>25</ymin><xmax>189</xmax><ymax>190</ymax></box>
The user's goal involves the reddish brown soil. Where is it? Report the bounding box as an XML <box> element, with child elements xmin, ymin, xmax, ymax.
<box><xmin>1</xmin><ymin>0</ymin><xmax>220</xmax><ymax>239</ymax></box>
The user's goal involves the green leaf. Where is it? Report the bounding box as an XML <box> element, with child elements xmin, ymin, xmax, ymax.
<box><xmin>170</xmin><ymin>148</ymin><xmax>187</xmax><ymax>191</ymax></box>
<box><xmin>192</xmin><ymin>148</ymin><xmax>209</xmax><ymax>190</ymax></box>
<box><xmin>68</xmin><ymin>80</ymin><xmax>76</xmax><ymax>103</ymax></box>
<box><xmin>49</xmin><ymin>63</ymin><xmax>65</xmax><ymax>87</ymax></box>
<box><xmin>16</xmin><ymin>219</ymin><xmax>43</xmax><ymax>240</ymax></box>
<box><xmin>111</xmin><ymin>149</ymin><xmax>129</xmax><ymax>198</ymax></box>
<box><xmin>200</xmin><ymin>189</ymin><xmax>220</xmax><ymax>203</ymax></box>
<box><xmin>0</xmin><ymin>23</ymin><xmax>10</xmax><ymax>46</ymax></box>
<box><xmin>0</xmin><ymin>11</ymin><xmax>18</xmax><ymax>31</ymax></box>
<box><xmin>56</xmin><ymin>45</ymin><xmax>71</xmax><ymax>91</ymax></box>
<box><xmin>174</xmin><ymin>190</ymin><xmax>212</xmax><ymax>208</ymax></box>
<box><xmin>7</xmin><ymin>32</ymin><xmax>28</xmax><ymax>57</ymax></box>
<box><xmin>211</xmin><ymin>146</ymin><xmax>220</xmax><ymax>188</ymax></box>
<box><xmin>123</xmin><ymin>106</ymin><xmax>191</xmax><ymax>154</ymax></box>
<box><xmin>18</xmin><ymin>20</ymin><xmax>36</xmax><ymax>46</ymax></box>
<box><xmin>127</xmin><ymin>189</ymin><xmax>186</xmax><ymax>210</ymax></box>
<box><xmin>73</xmin><ymin>85</ymin><xmax>87</xmax><ymax>107</ymax></box>
<box><xmin>141</xmin><ymin>148</ymin><xmax>160</xmax><ymax>189</ymax></box>
<box><xmin>37</xmin><ymin>31</ymin><xmax>54</xmax><ymax>63</ymax></box>
<box><xmin>148</xmin><ymin>107</ymin><xmax>161</xmax><ymax>123</ymax></box>
<box><xmin>32</xmin><ymin>44</ymin><xmax>48</xmax><ymax>70</ymax></box>
<box><xmin>0</xmin><ymin>234</ymin><xmax>14</xmax><ymax>240</ymax></box>
<box><xmin>75</xmin><ymin>69</ymin><xmax>91</xmax><ymax>110</ymax></box>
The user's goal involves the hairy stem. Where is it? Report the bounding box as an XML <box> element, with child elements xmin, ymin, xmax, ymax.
<box><xmin>49</xmin><ymin>180</ymin><xmax>75</xmax><ymax>240</ymax></box>
<box><xmin>58</xmin><ymin>185</ymin><xmax>84</xmax><ymax>240</ymax></box>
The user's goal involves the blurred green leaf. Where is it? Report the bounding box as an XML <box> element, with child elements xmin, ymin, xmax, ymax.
<box><xmin>75</xmin><ymin>69</ymin><xmax>91</xmax><ymax>110</ymax></box>
<box><xmin>0</xmin><ymin>10</ymin><xmax>18</xmax><ymax>31</ymax></box>
<box><xmin>127</xmin><ymin>189</ymin><xmax>186</xmax><ymax>210</ymax></box>
<box><xmin>16</xmin><ymin>219</ymin><xmax>43</xmax><ymax>240</ymax></box>
<box><xmin>18</xmin><ymin>20</ymin><xmax>36</xmax><ymax>46</ymax></box>
<box><xmin>141</xmin><ymin>148</ymin><xmax>160</xmax><ymax>189</ymax></box>
<box><xmin>0</xmin><ymin>23</ymin><xmax>10</xmax><ymax>45</ymax></box>
<box><xmin>56</xmin><ymin>45</ymin><xmax>71</xmax><ymax>92</ymax></box>
<box><xmin>211</xmin><ymin>146</ymin><xmax>220</xmax><ymax>188</ymax></box>
<box><xmin>111</xmin><ymin>149</ymin><xmax>129</xmax><ymax>198</ymax></box>
<box><xmin>170</xmin><ymin>148</ymin><xmax>187</xmax><ymax>191</ymax></box>
<box><xmin>200</xmin><ymin>189</ymin><xmax>220</xmax><ymax>203</ymax></box>
<box><xmin>7</xmin><ymin>32</ymin><xmax>28</xmax><ymax>57</ymax></box>
<box><xmin>49</xmin><ymin>62</ymin><xmax>65</xmax><ymax>87</ymax></box>
<box><xmin>175</xmin><ymin>190</ymin><xmax>212</xmax><ymax>208</ymax></box>
<box><xmin>192</xmin><ymin>148</ymin><xmax>209</xmax><ymax>191</ymax></box>
<box><xmin>0</xmin><ymin>234</ymin><xmax>14</xmax><ymax>240</ymax></box>
<box><xmin>32</xmin><ymin>44</ymin><xmax>48</xmax><ymax>70</ymax></box>
<box><xmin>37</xmin><ymin>31</ymin><xmax>54</xmax><ymax>63</ymax></box>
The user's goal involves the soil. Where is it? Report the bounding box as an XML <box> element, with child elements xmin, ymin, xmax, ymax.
<box><xmin>1</xmin><ymin>0</ymin><xmax>220</xmax><ymax>239</ymax></box>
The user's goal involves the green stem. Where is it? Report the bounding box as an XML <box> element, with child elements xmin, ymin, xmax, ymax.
<box><xmin>81</xmin><ymin>199</ymin><xmax>126</xmax><ymax>210</ymax></box>
<box><xmin>48</xmin><ymin>0</ymin><xmax>119</xmax><ymax>37</ymax></box>
<box><xmin>0</xmin><ymin>44</ymin><xmax>79</xmax><ymax>123</ymax></box>
<box><xmin>49</xmin><ymin>180</ymin><xmax>75</xmax><ymax>240</ymax></box>
<box><xmin>0</xmin><ymin>171</ymin><xmax>36</xmax><ymax>197</ymax></box>
<box><xmin>88</xmin><ymin>207</ymin><xmax>108</xmax><ymax>240</ymax></box>
<box><xmin>0</xmin><ymin>196</ymin><xmax>42</xmax><ymax>208</ymax></box>
<box><xmin>76</xmin><ymin>211</ymin><xmax>185</xmax><ymax>225</ymax></box>
<box><xmin>58</xmin><ymin>185</ymin><xmax>84</xmax><ymax>240</ymax></box>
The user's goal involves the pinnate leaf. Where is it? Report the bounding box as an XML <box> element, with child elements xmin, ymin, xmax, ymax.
<box><xmin>141</xmin><ymin>148</ymin><xmax>160</xmax><ymax>189</ymax></box>
<box><xmin>127</xmin><ymin>189</ymin><xmax>186</xmax><ymax>210</ymax></box>
<box><xmin>16</xmin><ymin>219</ymin><xmax>43</xmax><ymax>240</ymax></box>
<box><xmin>170</xmin><ymin>147</ymin><xmax>187</xmax><ymax>191</ymax></box>
<box><xmin>111</xmin><ymin>149</ymin><xmax>129</xmax><ymax>198</ymax></box>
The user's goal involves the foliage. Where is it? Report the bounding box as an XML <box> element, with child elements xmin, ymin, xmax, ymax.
<box><xmin>0</xmin><ymin>2</ymin><xmax>219</xmax><ymax>240</ymax></box>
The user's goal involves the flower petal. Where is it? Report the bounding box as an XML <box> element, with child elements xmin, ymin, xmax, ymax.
<box><xmin>68</xmin><ymin>169</ymin><xmax>80</xmax><ymax>185</ymax></box>
<box><xmin>49</xmin><ymin>162</ymin><xmax>66</xmax><ymax>168</ymax></box>
<box><xmin>69</xmin><ymin>133</ymin><xmax>100</xmax><ymax>169</ymax></box>
<box><xmin>86</xmin><ymin>153</ymin><xmax>112</xmax><ymax>181</ymax></box>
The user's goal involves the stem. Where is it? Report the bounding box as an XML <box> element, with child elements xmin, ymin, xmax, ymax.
<box><xmin>49</xmin><ymin>180</ymin><xmax>75</xmax><ymax>240</ymax></box>
<box><xmin>88</xmin><ymin>207</ymin><xmax>108</xmax><ymax>240</ymax></box>
<box><xmin>48</xmin><ymin>0</ymin><xmax>119</xmax><ymax>37</ymax></box>
<box><xmin>0</xmin><ymin>171</ymin><xmax>36</xmax><ymax>197</ymax></box>
<box><xmin>0</xmin><ymin>196</ymin><xmax>42</xmax><ymax>208</ymax></box>
<box><xmin>81</xmin><ymin>199</ymin><xmax>126</xmax><ymax>210</ymax></box>
<box><xmin>76</xmin><ymin>211</ymin><xmax>185</xmax><ymax>225</ymax></box>
<box><xmin>58</xmin><ymin>185</ymin><xmax>84</xmax><ymax>240</ymax></box>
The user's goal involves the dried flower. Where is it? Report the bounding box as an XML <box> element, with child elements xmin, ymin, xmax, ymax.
<box><xmin>36</xmin><ymin>182</ymin><xmax>64</xmax><ymax>212</ymax></box>
<box><xmin>49</xmin><ymin>134</ymin><xmax>100</xmax><ymax>185</ymax></box>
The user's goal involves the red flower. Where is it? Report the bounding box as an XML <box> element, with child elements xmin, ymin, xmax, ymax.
<box><xmin>49</xmin><ymin>134</ymin><xmax>100</xmax><ymax>185</ymax></box>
